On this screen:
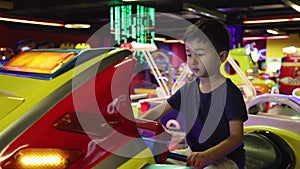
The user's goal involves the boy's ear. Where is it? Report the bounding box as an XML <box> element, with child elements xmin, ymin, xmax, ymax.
<box><xmin>219</xmin><ymin>51</ymin><xmax>228</xmax><ymax>63</ymax></box>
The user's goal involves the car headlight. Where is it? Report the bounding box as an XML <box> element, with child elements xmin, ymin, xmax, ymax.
<box><xmin>2</xmin><ymin>148</ymin><xmax>81</xmax><ymax>169</ymax></box>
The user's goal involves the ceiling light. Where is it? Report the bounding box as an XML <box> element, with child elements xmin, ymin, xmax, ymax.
<box><xmin>290</xmin><ymin>4</ymin><xmax>300</xmax><ymax>12</ymax></box>
<box><xmin>0</xmin><ymin>16</ymin><xmax>64</xmax><ymax>27</ymax></box>
<box><xmin>0</xmin><ymin>15</ymin><xmax>90</xmax><ymax>29</ymax></box>
<box><xmin>187</xmin><ymin>8</ymin><xmax>196</xmax><ymax>12</ymax></box>
<box><xmin>64</xmin><ymin>23</ymin><xmax>90</xmax><ymax>29</ymax></box>
<box><xmin>183</xmin><ymin>2</ymin><xmax>226</xmax><ymax>21</ymax></box>
<box><xmin>282</xmin><ymin>0</ymin><xmax>300</xmax><ymax>12</ymax></box>
<box><xmin>249</xmin><ymin>4</ymin><xmax>285</xmax><ymax>10</ymax></box>
<box><xmin>163</xmin><ymin>40</ymin><xmax>184</xmax><ymax>43</ymax></box>
<box><xmin>266</xmin><ymin>29</ymin><xmax>279</xmax><ymax>35</ymax></box>
<box><xmin>181</xmin><ymin>13</ymin><xmax>201</xmax><ymax>19</ymax></box>
<box><xmin>243</xmin><ymin>35</ymin><xmax>290</xmax><ymax>41</ymax></box>
<box><xmin>243</xmin><ymin>17</ymin><xmax>300</xmax><ymax>24</ymax></box>
<box><xmin>154</xmin><ymin>37</ymin><xmax>166</xmax><ymax>41</ymax></box>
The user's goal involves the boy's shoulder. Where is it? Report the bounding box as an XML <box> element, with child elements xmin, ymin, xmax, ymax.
<box><xmin>225</xmin><ymin>78</ymin><xmax>239</xmax><ymax>89</ymax></box>
<box><xmin>225</xmin><ymin>78</ymin><xmax>244</xmax><ymax>97</ymax></box>
<box><xmin>179</xmin><ymin>78</ymin><xmax>199</xmax><ymax>93</ymax></box>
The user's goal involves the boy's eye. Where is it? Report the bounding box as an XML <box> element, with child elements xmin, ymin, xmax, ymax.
<box><xmin>185</xmin><ymin>50</ymin><xmax>192</xmax><ymax>57</ymax></box>
<box><xmin>186</xmin><ymin>52</ymin><xmax>204</xmax><ymax>57</ymax></box>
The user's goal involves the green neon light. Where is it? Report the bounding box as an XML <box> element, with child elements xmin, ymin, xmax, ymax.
<box><xmin>110</xmin><ymin>7</ymin><xmax>114</xmax><ymax>31</ymax></box>
<box><xmin>110</xmin><ymin>4</ymin><xmax>155</xmax><ymax>45</ymax></box>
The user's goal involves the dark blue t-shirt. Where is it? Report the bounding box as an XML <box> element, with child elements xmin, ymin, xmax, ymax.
<box><xmin>167</xmin><ymin>78</ymin><xmax>248</xmax><ymax>169</ymax></box>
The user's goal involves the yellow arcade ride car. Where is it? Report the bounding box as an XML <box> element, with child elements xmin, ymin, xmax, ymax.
<box><xmin>0</xmin><ymin>48</ymin><xmax>188</xmax><ymax>169</ymax></box>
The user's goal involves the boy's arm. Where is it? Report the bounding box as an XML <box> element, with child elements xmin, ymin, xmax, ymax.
<box><xmin>140</xmin><ymin>100</ymin><xmax>173</xmax><ymax>121</ymax></box>
<box><xmin>205</xmin><ymin>119</ymin><xmax>243</xmax><ymax>159</ymax></box>
<box><xmin>187</xmin><ymin>119</ymin><xmax>243</xmax><ymax>167</ymax></box>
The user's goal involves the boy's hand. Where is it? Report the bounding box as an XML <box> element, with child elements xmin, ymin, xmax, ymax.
<box><xmin>186</xmin><ymin>152</ymin><xmax>210</xmax><ymax>168</ymax></box>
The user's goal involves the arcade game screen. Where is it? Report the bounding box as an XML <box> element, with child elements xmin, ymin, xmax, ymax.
<box><xmin>2</xmin><ymin>51</ymin><xmax>76</xmax><ymax>74</ymax></box>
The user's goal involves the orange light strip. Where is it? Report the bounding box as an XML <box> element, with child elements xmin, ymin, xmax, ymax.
<box><xmin>0</xmin><ymin>16</ymin><xmax>64</xmax><ymax>27</ymax></box>
<box><xmin>244</xmin><ymin>17</ymin><xmax>300</xmax><ymax>24</ymax></box>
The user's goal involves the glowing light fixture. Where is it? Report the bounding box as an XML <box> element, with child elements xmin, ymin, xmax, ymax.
<box><xmin>64</xmin><ymin>23</ymin><xmax>90</xmax><ymax>29</ymax></box>
<box><xmin>243</xmin><ymin>35</ymin><xmax>290</xmax><ymax>41</ymax></box>
<box><xmin>154</xmin><ymin>37</ymin><xmax>166</xmax><ymax>42</ymax></box>
<box><xmin>290</xmin><ymin>4</ymin><xmax>300</xmax><ymax>12</ymax></box>
<box><xmin>0</xmin><ymin>16</ymin><xmax>64</xmax><ymax>27</ymax></box>
<box><xmin>0</xmin><ymin>16</ymin><xmax>90</xmax><ymax>29</ymax></box>
<box><xmin>243</xmin><ymin>17</ymin><xmax>300</xmax><ymax>24</ymax></box>
<box><xmin>2</xmin><ymin>148</ymin><xmax>81</xmax><ymax>169</ymax></box>
<box><xmin>187</xmin><ymin>7</ymin><xmax>196</xmax><ymax>12</ymax></box>
<box><xmin>266</xmin><ymin>29</ymin><xmax>279</xmax><ymax>35</ymax></box>
<box><xmin>110</xmin><ymin>4</ymin><xmax>155</xmax><ymax>44</ymax></box>
<box><xmin>153</xmin><ymin>37</ymin><xmax>184</xmax><ymax>43</ymax></box>
<box><xmin>163</xmin><ymin>39</ymin><xmax>184</xmax><ymax>43</ymax></box>
<box><xmin>282</xmin><ymin>46</ymin><xmax>297</xmax><ymax>54</ymax></box>
<box><xmin>282</xmin><ymin>0</ymin><xmax>300</xmax><ymax>13</ymax></box>
<box><xmin>183</xmin><ymin>2</ymin><xmax>226</xmax><ymax>21</ymax></box>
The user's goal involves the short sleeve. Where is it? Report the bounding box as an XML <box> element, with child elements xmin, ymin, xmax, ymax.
<box><xmin>167</xmin><ymin>89</ymin><xmax>181</xmax><ymax>111</ymax></box>
<box><xmin>225</xmin><ymin>83</ymin><xmax>248</xmax><ymax>122</ymax></box>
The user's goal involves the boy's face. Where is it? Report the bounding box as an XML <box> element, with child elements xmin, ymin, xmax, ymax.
<box><xmin>185</xmin><ymin>38</ymin><xmax>221</xmax><ymax>78</ymax></box>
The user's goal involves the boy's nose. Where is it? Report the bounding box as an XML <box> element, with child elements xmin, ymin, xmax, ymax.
<box><xmin>192</xmin><ymin>56</ymin><xmax>199</xmax><ymax>64</ymax></box>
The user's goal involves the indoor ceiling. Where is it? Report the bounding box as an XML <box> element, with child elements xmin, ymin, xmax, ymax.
<box><xmin>0</xmin><ymin>0</ymin><xmax>300</xmax><ymax>37</ymax></box>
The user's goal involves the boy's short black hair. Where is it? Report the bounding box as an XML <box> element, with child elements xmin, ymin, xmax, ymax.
<box><xmin>184</xmin><ymin>18</ymin><xmax>231</xmax><ymax>52</ymax></box>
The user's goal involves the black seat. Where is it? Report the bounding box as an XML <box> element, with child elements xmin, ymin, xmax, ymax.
<box><xmin>244</xmin><ymin>130</ymin><xmax>295</xmax><ymax>169</ymax></box>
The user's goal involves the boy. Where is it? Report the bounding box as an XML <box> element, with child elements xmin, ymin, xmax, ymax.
<box><xmin>141</xmin><ymin>19</ymin><xmax>248</xmax><ymax>169</ymax></box>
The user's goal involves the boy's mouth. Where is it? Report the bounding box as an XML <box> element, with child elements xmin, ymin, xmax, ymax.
<box><xmin>191</xmin><ymin>68</ymin><xmax>200</xmax><ymax>72</ymax></box>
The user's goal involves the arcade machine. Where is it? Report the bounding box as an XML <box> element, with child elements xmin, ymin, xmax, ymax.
<box><xmin>245</xmin><ymin>44</ymin><xmax>277</xmax><ymax>93</ymax></box>
<box><xmin>124</xmin><ymin>42</ymin><xmax>171</xmax><ymax>97</ymax></box>
<box><xmin>0</xmin><ymin>47</ymin><xmax>15</xmax><ymax>65</ymax></box>
<box><xmin>120</xmin><ymin>42</ymin><xmax>172</xmax><ymax>118</ymax></box>
<box><xmin>263</xmin><ymin>57</ymin><xmax>282</xmax><ymax>94</ymax></box>
<box><xmin>220</xmin><ymin>46</ymin><xmax>275</xmax><ymax>101</ymax></box>
<box><xmin>292</xmin><ymin>88</ymin><xmax>300</xmax><ymax>98</ymax></box>
<box><xmin>279</xmin><ymin>46</ymin><xmax>300</xmax><ymax>94</ymax></box>
<box><xmin>60</xmin><ymin>42</ymin><xmax>75</xmax><ymax>49</ymax></box>
<box><xmin>219</xmin><ymin>47</ymin><xmax>299</xmax><ymax>169</ymax></box>
<box><xmin>0</xmin><ymin>48</ymin><xmax>189</xmax><ymax>169</ymax></box>
<box><xmin>220</xmin><ymin>47</ymin><xmax>257</xmax><ymax>102</ymax></box>
<box><xmin>14</xmin><ymin>39</ymin><xmax>37</xmax><ymax>54</ymax></box>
